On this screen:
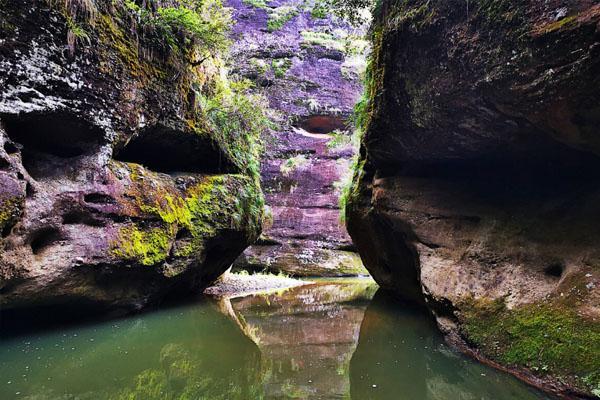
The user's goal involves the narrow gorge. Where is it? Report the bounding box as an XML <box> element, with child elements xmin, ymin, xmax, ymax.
<box><xmin>0</xmin><ymin>0</ymin><xmax>598</xmax><ymax>399</ymax></box>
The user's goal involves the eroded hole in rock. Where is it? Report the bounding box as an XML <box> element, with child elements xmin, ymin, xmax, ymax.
<box><xmin>2</xmin><ymin>112</ymin><xmax>104</xmax><ymax>179</ymax></box>
<box><xmin>84</xmin><ymin>193</ymin><xmax>115</xmax><ymax>205</ymax></box>
<box><xmin>296</xmin><ymin>115</ymin><xmax>348</xmax><ymax>134</ymax></box>
<box><xmin>175</xmin><ymin>228</ymin><xmax>192</xmax><ymax>240</ymax></box>
<box><xmin>29</xmin><ymin>227</ymin><xmax>62</xmax><ymax>255</ymax></box>
<box><xmin>25</xmin><ymin>182</ymin><xmax>35</xmax><ymax>198</ymax></box>
<box><xmin>3</xmin><ymin>112</ymin><xmax>104</xmax><ymax>158</ymax></box>
<box><xmin>1</xmin><ymin>223</ymin><xmax>14</xmax><ymax>238</ymax></box>
<box><xmin>62</xmin><ymin>210</ymin><xmax>105</xmax><ymax>227</ymax></box>
<box><xmin>0</xmin><ymin>157</ymin><xmax>9</xmax><ymax>169</ymax></box>
<box><xmin>544</xmin><ymin>263</ymin><xmax>564</xmax><ymax>278</ymax></box>
<box><xmin>114</xmin><ymin>125</ymin><xmax>237</xmax><ymax>174</ymax></box>
<box><xmin>3</xmin><ymin>141</ymin><xmax>19</xmax><ymax>154</ymax></box>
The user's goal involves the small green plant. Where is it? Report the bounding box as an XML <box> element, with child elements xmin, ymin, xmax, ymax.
<box><xmin>198</xmin><ymin>78</ymin><xmax>272</xmax><ymax>181</ymax></box>
<box><xmin>242</xmin><ymin>0</ymin><xmax>269</xmax><ymax>9</ymax></box>
<box><xmin>47</xmin><ymin>0</ymin><xmax>97</xmax><ymax>53</ymax></box>
<box><xmin>249</xmin><ymin>57</ymin><xmax>269</xmax><ymax>74</ymax></box>
<box><xmin>301</xmin><ymin>30</ymin><xmax>345</xmax><ymax>51</ymax></box>
<box><xmin>267</xmin><ymin>5</ymin><xmax>298</xmax><ymax>31</ymax></box>
<box><xmin>280</xmin><ymin>154</ymin><xmax>309</xmax><ymax>176</ymax></box>
<box><xmin>327</xmin><ymin>129</ymin><xmax>353</xmax><ymax>150</ymax></box>
<box><xmin>305</xmin><ymin>97</ymin><xmax>321</xmax><ymax>112</ymax></box>
<box><xmin>271</xmin><ymin>58</ymin><xmax>292</xmax><ymax>78</ymax></box>
<box><xmin>124</xmin><ymin>0</ymin><xmax>232</xmax><ymax>62</ymax></box>
<box><xmin>310</xmin><ymin>0</ymin><xmax>329</xmax><ymax>18</ymax></box>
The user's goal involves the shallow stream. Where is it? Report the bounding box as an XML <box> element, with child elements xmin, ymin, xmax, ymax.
<box><xmin>0</xmin><ymin>278</ymin><xmax>552</xmax><ymax>399</ymax></box>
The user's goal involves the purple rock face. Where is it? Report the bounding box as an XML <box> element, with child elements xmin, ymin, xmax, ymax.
<box><xmin>228</xmin><ymin>0</ymin><xmax>368</xmax><ymax>276</ymax></box>
<box><xmin>0</xmin><ymin>1</ymin><xmax>263</xmax><ymax>317</ymax></box>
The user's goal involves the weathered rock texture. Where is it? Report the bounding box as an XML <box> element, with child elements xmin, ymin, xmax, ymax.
<box><xmin>228</xmin><ymin>0</ymin><xmax>368</xmax><ymax>276</ymax></box>
<box><xmin>0</xmin><ymin>0</ymin><xmax>263</xmax><ymax>316</ymax></box>
<box><xmin>347</xmin><ymin>0</ymin><xmax>600</xmax><ymax>397</ymax></box>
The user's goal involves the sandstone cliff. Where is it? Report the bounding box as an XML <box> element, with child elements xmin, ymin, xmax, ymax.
<box><xmin>228</xmin><ymin>0</ymin><xmax>368</xmax><ymax>276</ymax></box>
<box><xmin>346</xmin><ymin>0</ymin><xmax>600</xmax><ymax>397</ymax></box>
<box><xmin>0</xmin><ymin>0</ymin><xmax>265</xmax><ymax>316</ymax></box>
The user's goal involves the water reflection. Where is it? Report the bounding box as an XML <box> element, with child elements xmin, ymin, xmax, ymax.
<box><xmin>350</xmin><ymin>290</ymin><xmax>552</xmax><ymax>400</ymax></box>
<box><xmin>0</xmin><ymin>280</ymin><xmax>554</xmax><ymax>400</ymax></box>
<box><xmin>0</xmin><ymin>301</ymin><xmax>262</xmax><ymax>400</ymax></box>
<box><xmin>227</xmin><ymin>278</ymin><xmax>378</xmax><ymax>399</ymax></box>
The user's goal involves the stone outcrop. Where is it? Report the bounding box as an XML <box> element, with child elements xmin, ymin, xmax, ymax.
<box><xmin>347</xmin><ymin>0</ymin><xmax>600</xmax><ymax>397</ymax></box>
<box><xmin>0</xmin><ymin>0</ymin><xmax>263</xmax><ymax>316</ymax></box>
<box><xmin>227</xmin><ymin>0</ymin><xmax>368</xmax><ymax>276</ymax></box>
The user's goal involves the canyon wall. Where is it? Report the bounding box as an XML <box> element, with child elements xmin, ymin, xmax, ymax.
<box><xmin>347</xmin><ymin>0</ymin><xmax>600</xmax><ymax>397</ymax></box>
<box><xmin>0</xmin><ymin>0</ymin><xmax>264</xmax><ymax>316</ymax></box>
<box><xmin>228</xmin><ymin>0</ymin><xmax>368</xmax><ymax>276</ymax></box>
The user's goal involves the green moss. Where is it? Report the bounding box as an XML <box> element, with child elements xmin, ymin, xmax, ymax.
<box><xmin>461</xmin><ymin>298</ymin><xmax>600</xmax><ymax>394</ymax></box>
<box><xmin>242</xmin><ymin>0</ymin><xmax>269</xmax><ymax>9</ymax></box>
<box><xmin>112</xmin><ymin>174</ymin><xmax>264</xmax><ymax>265</ymax></box>
<box><xmin>376</xmin><ymin>0</ymin><xmax>436</xmax><ymax>34</ymax></box>
<box><xmin>310</xmin><ymin>2</ymin><xmax>328</xmax><ymax>19</ymax></box>
<box><xmin>536</xmin><ymin>15</ymin><xmax>578</xmax><ymax>34</ymax></box>
<box><xmin>0</xmin><ymin>196</ymin><xmax>22</xmax><ymax>233</ymax></box>
<box><xmin>112</xmin><ymin>225</ymin><xmax>171</xmax><ymax>266</ymax></box>
<box><xmin>473</xmin><ymin>0</ymin><xmax>529</xmax><ymax>40</ymax></box>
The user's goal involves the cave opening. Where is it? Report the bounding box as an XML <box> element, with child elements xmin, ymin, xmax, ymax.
<box><xmin>113</xmin><ymin>124</ymin><xmax>238</xmax><ymax>175</ymax></box>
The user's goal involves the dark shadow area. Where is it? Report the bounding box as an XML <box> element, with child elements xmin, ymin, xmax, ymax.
<box><xmin>114</xmin><ymin>124</ymin><xmax>238</xmax><ymax>174</ymax></box>
<box><xmin>2</xmin><ymin>112</ymin><xmax>105</xmax><ymax>179</ymax></box>
<box><xmin>29</xmin><ymin>226</ymin><xmax>62</xmax><ymax>255</ymax></box>
<box><xmin>3</xmin><ymin>112</ymin><xmax>104</xmax><ymax>158</ymax></box>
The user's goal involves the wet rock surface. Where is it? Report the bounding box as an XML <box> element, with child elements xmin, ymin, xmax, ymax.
<box><xmin>0</xmin><ymin>1</ymin><xmax>263</xmax><ymax>316</ymax></box>
<box><xmin>228</xmin><ymin>0</ymin><xmax>368</xmax><ymax>276</ymax></box>
<box><xmin>347</xmin><ymin>0</ymin><xmax>600</xmax><ymax>397</ymax></box>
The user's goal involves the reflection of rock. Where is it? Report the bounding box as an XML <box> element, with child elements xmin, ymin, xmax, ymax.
<box><xmin>350</xmin><ymin>291</ymin><xmax>550</xmax><ymax>400</ymax></box>
<box><xmin>0</xmin><ymin>1</ymin><xmax>262</xmax><ymax>316</ymax></box>
<box><xmin>230</xmin><ymin>280</ymin><xmax>377</xmax><ymax>399</ymax></box>
<box><xmin>0</xmin><ymin>301</ymin><xmax>263</xmax><ymax>399</ymax></box>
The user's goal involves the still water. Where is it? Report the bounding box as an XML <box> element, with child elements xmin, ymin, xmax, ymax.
<box><xmin>0</xmin><ymin>278</ymin><xmax>552</xmax><ymax>399</ymax></box>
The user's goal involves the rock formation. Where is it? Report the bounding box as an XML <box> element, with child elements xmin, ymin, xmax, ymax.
<box><xmin>228</xmin><ymin>0</ymin><xmax>368</xmax><ymax>276</ymax></box>
<box><xmin>346</xmin><ymin>0</ymin><xmax>600</xmax><ymax>397</ymax></box>
<box><xmin>0</xmin><ymin>0</ymin><xmax>264</xmax><ymax>316</ymax></box>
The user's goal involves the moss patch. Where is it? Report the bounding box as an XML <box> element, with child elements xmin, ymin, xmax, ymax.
<box><xmin>111</xmin><ymin>173</ymin><xmax>264</xmax><ymax>266</ymax></box>
<box><xmin>460</xmin><ymin>296</ymin><xmax>600</xmax><ymax>395</ymax></box>
<box><xmin>0</xmin><ymin>195</ymin><xmax>23</xmax><ymax>234</ymax></box>
<box><xmin>113</xmin><ymin>226</ymin><xmax>172</xmax><ymax>266</ymax></box>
